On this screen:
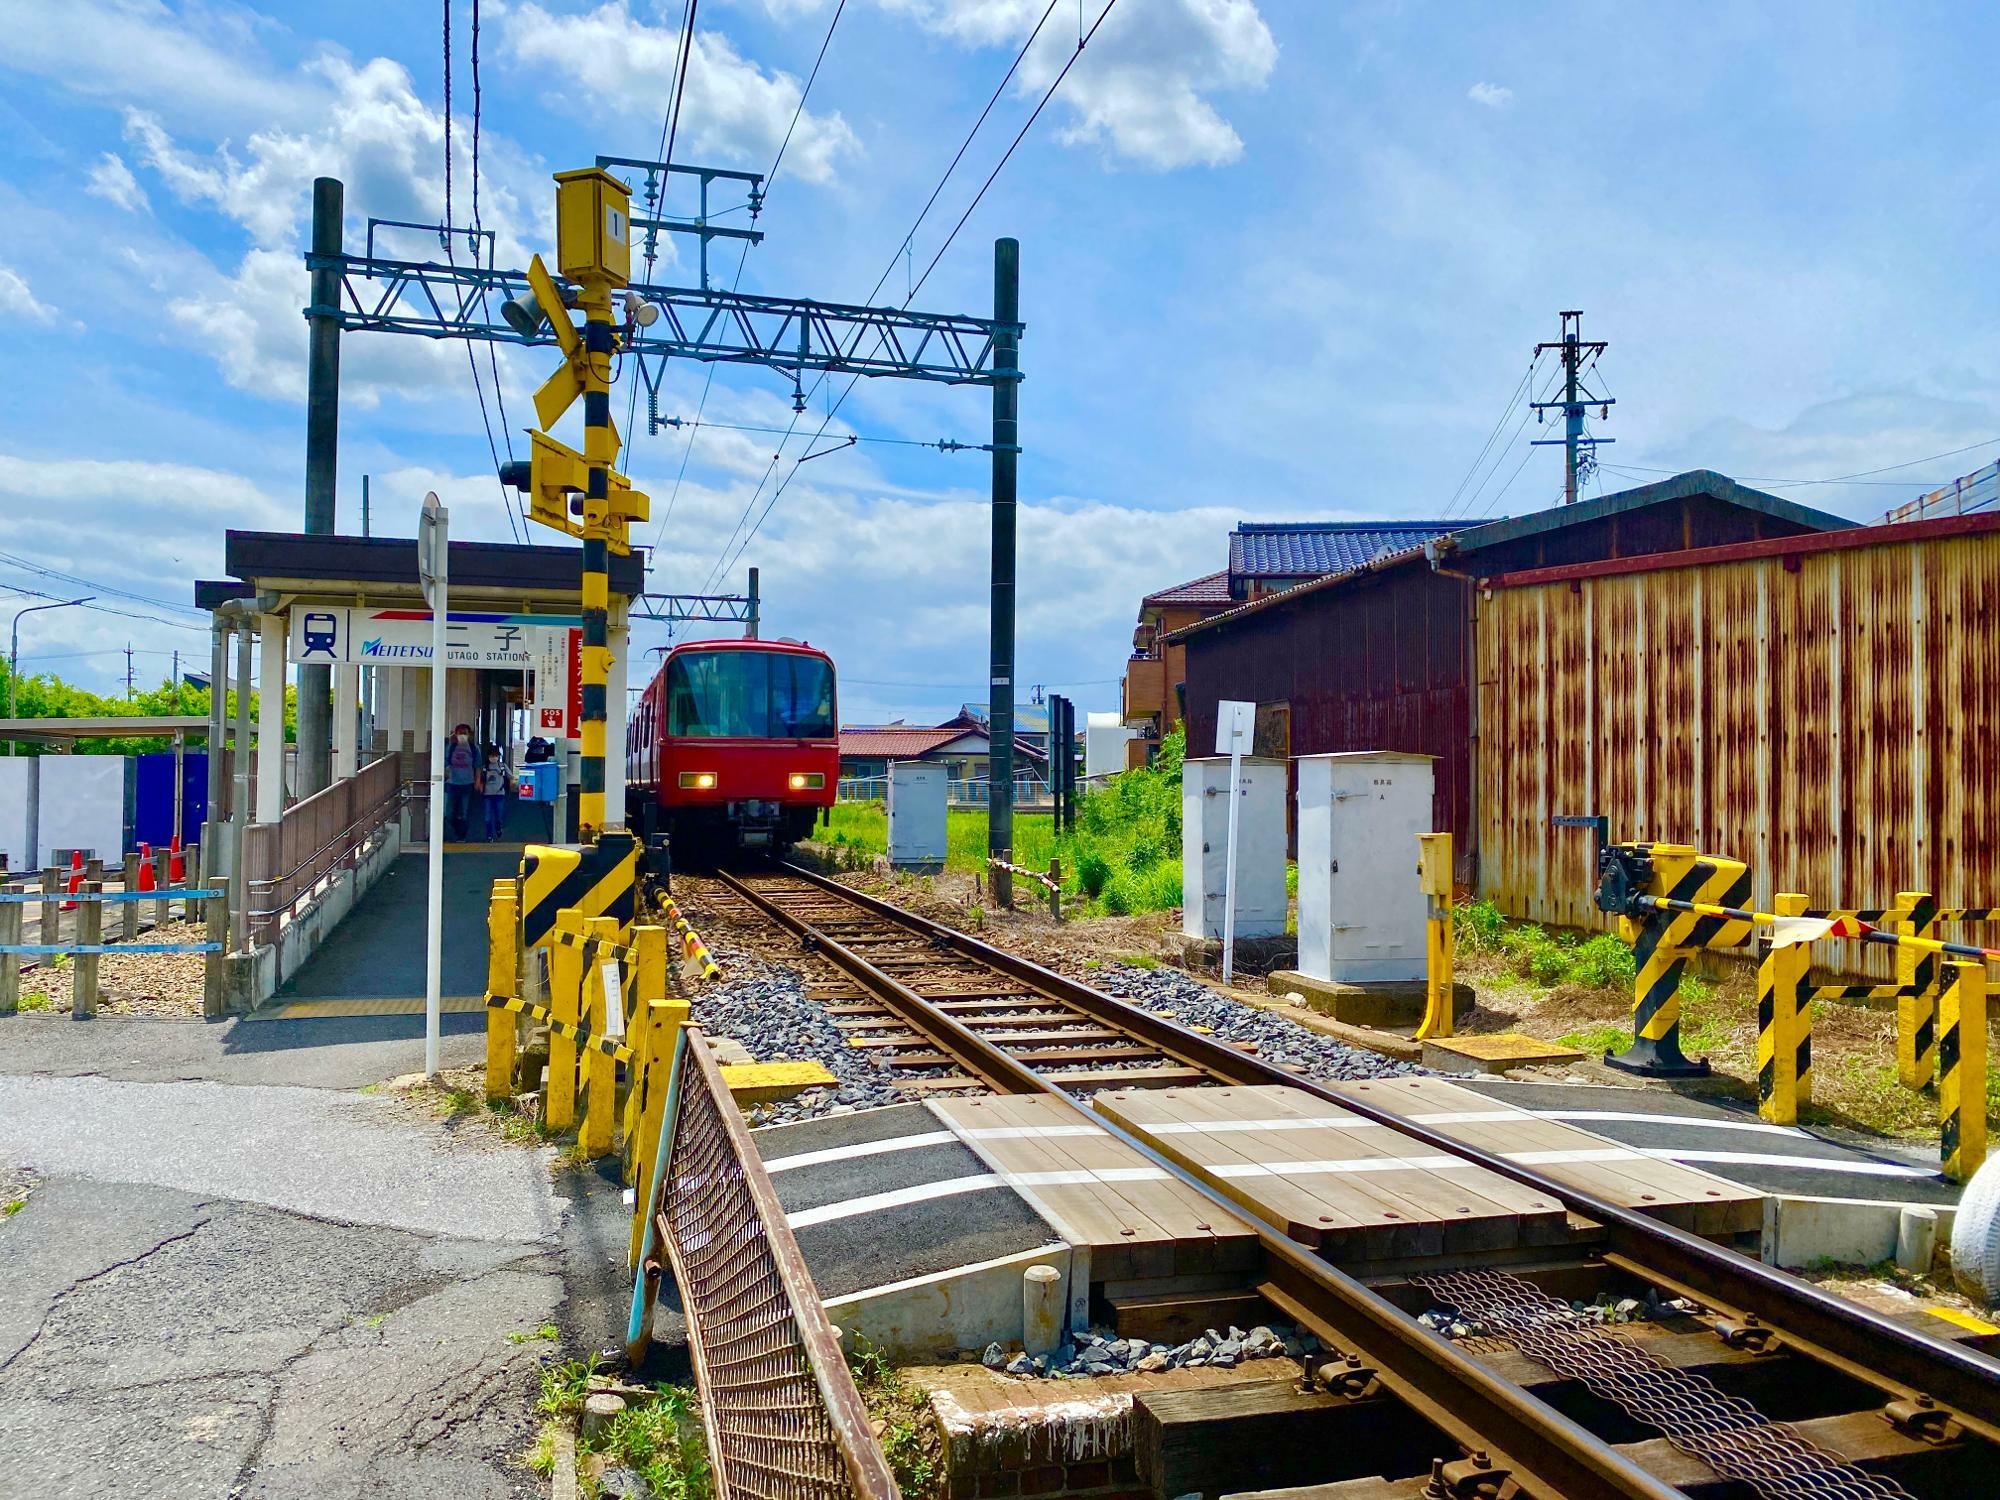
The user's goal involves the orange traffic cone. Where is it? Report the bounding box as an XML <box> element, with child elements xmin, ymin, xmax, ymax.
<box><xmin>136</xmin><ymin>845</ymin><xmax>156</xmax><ymax>894</ymax></box>
<box><xmin>169</xmin><ymin>835</ymin><xmax>186</xmax><ymax>884</ymax></box>
<box><xmin>64</xmin><ymin>849</ymin><xmax>83</xmax><ymax>910</ymax></box>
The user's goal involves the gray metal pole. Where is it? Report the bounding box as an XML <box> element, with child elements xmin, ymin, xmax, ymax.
<box><xmin>987</xmin><ymin>238</ymin><xmax>1020</xmax><ymax>908</ymax></box>
<box><xmin>745</xmin><ymin>567</ymin><xmax>759</xmax><ymax>640</ymax></box>
<box><xmin>203</xmin><ymin>618</ymin><xmax>227</xmax><ymax>854</ymax></box>
<box><xmin>298</xmin><ymin>175</ymin><xmax>344</xmax><ymax>796</ymax></box>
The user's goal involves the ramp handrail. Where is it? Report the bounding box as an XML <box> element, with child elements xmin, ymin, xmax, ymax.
<box><xmin>242</xmin><ymin>755</ymin><xmax>407</xmax><ymax>945</ymax></box>
<box><xmin>653</xmin><ymin>1027</ymin><xmax>898</xmax><ymax>1500</ymax></box>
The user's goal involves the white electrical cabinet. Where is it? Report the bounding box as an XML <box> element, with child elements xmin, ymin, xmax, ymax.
<box><xmin>1181</xmin><ymin>755</ymin><xmax>1288</xmax><ymax>940</ymax></box>
<box><xmin>1295</xmin><ymin>752</ymin><xmax>1434</xmax><ymax>982</ymax></box>
<box><xmin>887</xmin><ymin>760</ymin><xmax>948</xmax><ymax>870</ymax></box>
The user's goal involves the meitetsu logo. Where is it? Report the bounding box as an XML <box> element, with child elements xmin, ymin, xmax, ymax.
<box><xmin>360</xmin><ymin>638</ymin><xmax>430</xmax><ymax>659</ymax></box>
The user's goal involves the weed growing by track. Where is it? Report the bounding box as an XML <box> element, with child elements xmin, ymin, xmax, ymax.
<box><xmin>526</xmin><ymin>1354</ymin><xmax>712</xmax><ymax>1500</ymax></box>
<box><xmin>849</xmin><ymin>1340</ymin><xmax>943</xmax><ymax>1500</ymax></box>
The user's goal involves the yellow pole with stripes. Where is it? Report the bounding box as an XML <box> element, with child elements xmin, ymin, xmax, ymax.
<box><xmin>1894</xmin><ymin>890</ymin><xmax>1939</xmax><ymax>1090</ymax></box>
<box><xmin>1756</xmin><ymin>892</ymin><xmax>1809</xmax><ymax>1124</ymax></box>
<box><xmin>546</xmin><ymin>905</ymin><xmax>585</xmax><ymax>1131</ymax></box>
<box><xmin>484</xmin><ymin>879</ymin><xmax>519</xmax><ymax>1101</ymax></box>
<box><xmin>1940</xmin><ymin>959</ymin><xmax>1988</xmax><ymax>1182</ymax></box>
<box><xmin>579</xmin><ymin>912</ymin><xmax>620</xmax><ymax>1159</ymax></box>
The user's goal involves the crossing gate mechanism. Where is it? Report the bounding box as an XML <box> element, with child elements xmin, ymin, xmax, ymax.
<box><xmin>1594</xmin><ymin>842</ymin><xmax>1752</xmax><ymax>1077</ymax></box>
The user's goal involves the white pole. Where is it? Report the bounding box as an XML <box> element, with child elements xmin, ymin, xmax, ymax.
<box><xmin>1222</xmin><ymin>741</ymin><xmax>1242</xmax><ymax>985</ymax></box>
<box><xmin>422</xmin><ymin>496</ymin><xmax>449</xmax><ymax>1078</ymax></box>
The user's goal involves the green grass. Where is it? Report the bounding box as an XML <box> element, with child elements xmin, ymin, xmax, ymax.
<box><xmin>588</xmin><ymin>1386</ymin><xmax>710</xmax><ymax>1500</ymax></box>
<box><xmin>1456</xmin><ymin>899</ymin><xmax>1704</xmax><ymax>998</ymax></box>
<box><xmin>3</xmin><ymin>1197</ymin><xmax>26</xmax><ymax>1217</ymax></box>
<box><xmin>1560</xmin><ymin>1022</ymin><xmax>1629</xmax><ymax>1054</ymax></box>
<box><xmin>849</xmin><ymin>1339</ymin><xmax>942</xmax><ymax>1500</ymax></box>
<box><xmin>18</xmin><ymin>992</ymin><xmax>49</xmax><ymax>1012</ymax></box>
<box><xmin>822</xmin><ymin>725</ymin><xmax>1189</xmax><ymax>919</ymax></box>
<box><xmin>506</xmin><ymin>1323</ymin><xmax>560</xmax><ymax>1345</ymax></box>
<box><xmin>536</xmin><ymin>1354</ymin><xmax>599</xmax><ymax>1418</ymax></box>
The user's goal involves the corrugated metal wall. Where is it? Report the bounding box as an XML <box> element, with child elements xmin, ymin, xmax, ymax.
<box><xmin>1183</xmin><ymin>563</ymin><xmax>1473</xmax><ymax>862</ymax></box>
<box><xmin>1478</xmin><ymin>526</ymin><xmax>2000</xmax><ymax>945</ymax></box>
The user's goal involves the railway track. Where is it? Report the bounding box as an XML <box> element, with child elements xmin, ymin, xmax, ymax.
<box><xmin>704</xmin><ymin>863</ymin><xmax>2000</xmax><ymax>1500</ymax></box>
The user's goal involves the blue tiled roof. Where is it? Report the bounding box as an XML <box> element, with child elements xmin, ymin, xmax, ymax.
<box><xmin>1228</xmin><ymin>521</ymin><xmax>1464</xmax><ymax>579</ymax></box>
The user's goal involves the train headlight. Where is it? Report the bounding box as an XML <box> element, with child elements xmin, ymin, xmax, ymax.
<box><xmin>679</xmin><ymin>771</ymin><xmax>718</xmax><ymax>790</ymax></box>
<box><xmin>788</xmin><ymin>772</ymin><xmax>825</xmax><ymax>790</ymax></box>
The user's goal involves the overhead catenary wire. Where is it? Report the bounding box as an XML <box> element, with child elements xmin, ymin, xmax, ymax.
<box><xmin>1467</xmin><ymin>360</ymin><xmax>1566</xmax><ymax>519</ymax></box>
<box><xmin>699</xmin><ymin>0</ymin><xmax>1120</xmax><ymax>595</ymax></box>
<box><xmin>1597</xmin><ymin>435</ymin><xmax>2000</xmax><ymax>491</ymax></box>
<box><xmin>688</xmin><ymin>0</ymin><xmax>1067</xmax><ymax>592</ymax></box>
<box><xmin>1440</xmin><ymin>353</ymin><xmax>1543</xmax><ymax>520</ymax></box>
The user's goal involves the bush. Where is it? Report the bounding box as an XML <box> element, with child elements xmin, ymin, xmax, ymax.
<box><xmin>1073</xmin><ymin>850</ymin><xmax>1113</xmax><ymax>898</ymax></box>
<box><xmin>1455</xmin><ymin>899</ymin><xmax>1507</xmax><ymax>954</ymax></box>
<box><xmin>1571</xmin><ymin>934</ymin><xmax>1636</xmax><ymax>989</ymax></box>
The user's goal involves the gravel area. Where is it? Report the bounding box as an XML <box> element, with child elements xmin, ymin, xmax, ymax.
<box><xmin>1089</xmin><ymin>962</ymin><xmax>1427</xmax><ymax>1083</ymax></box>
<box><xmin>685</xmin><ymin>932</ymin><xmax>924</xmax><ymax>1126</ymax></box>
<box><xmin>13</xmin><ymin>919</ymin><xmax>209</xmax><ymax>1018</ymax></box>
<box><xmin>981</xmin><ymin>1320</ymin><xmax>1319</xmax><ymax>1378</ymax></box>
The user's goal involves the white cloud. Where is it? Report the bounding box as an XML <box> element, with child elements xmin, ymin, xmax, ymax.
<box><xmin>0</xmin><ymin>266</ymin><xmax>59</xmax><ymax>324</ymax></box>
<box><xmin>1467</xmin><ymin>82</ymin><xmax>1513</xmax><ymax>109</ymax></box>
<box><xmin>118</xmin><ymin>54</ymin><xmax>544</xmax><ymax>407</ymax></box>
<box><xmin>882</xmin><ymin>0</ymin><xmax>1276</xmax><ymax>169</ymax></box>
<box><xmin>499</xmin><ymin>3</ymin><xmax>859</xmax><ymax>185</ymax></box>
<box><xmin>86</xmin><ymin>151</ymin><xmax>150</xmax><ymax>212</ymax></box>
<box><xmin>0</xmin><ymin>0</ymin><xmax>315</xmax><ymax>133</ymax></box>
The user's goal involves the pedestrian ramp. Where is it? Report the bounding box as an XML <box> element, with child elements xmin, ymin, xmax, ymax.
<box><xmin>753</xmin><ymin>1099</ymin><xmax>1259</xmax><ymax>1360</ymax></box>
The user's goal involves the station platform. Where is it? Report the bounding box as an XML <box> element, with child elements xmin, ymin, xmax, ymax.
<box><xmin>254</xmin><ymin>848</ymin><xmax>520</xmax><ymax>1019</ymax></box>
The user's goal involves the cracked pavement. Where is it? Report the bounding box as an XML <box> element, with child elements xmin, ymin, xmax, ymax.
<box><xmin>0</xmin><ymin>1016</ymin><xmax>630</xmax><ymax>1499</ymax></box>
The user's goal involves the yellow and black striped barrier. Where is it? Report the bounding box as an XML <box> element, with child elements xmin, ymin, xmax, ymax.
<box><xmin>659</xmin><ymin>894</ymin><xmax>723</xmax><ymax>981</ymax></box>
<box><xmin>486</xmin><ymin>990</ymin><xmax>633</xmax><ymax>1063</ymax></box>
<box><xmin>1608</xmin><ymin>843</ymin><xmax>1754</xmax><ymax>1079</ymax></box>
<box><xmin>1755</xmin><ymin>893</ymin><xmax>1810</xmax><ymax>1124</ymax></box>
<box><xmin>518</xmin><ymin>832</ymin><xmax>639</xmax><ymax>951</ymax></box>
<box><xmin>1940</xmin><ymin>960</ymin><xmax>1989</xmax><ymax>1182</ymax></box>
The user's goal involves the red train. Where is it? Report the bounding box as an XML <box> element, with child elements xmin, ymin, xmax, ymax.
<box><xmin>626</xmin><ymin>638</ymin><xmax>839</xmax><ymax>855</ymax></box>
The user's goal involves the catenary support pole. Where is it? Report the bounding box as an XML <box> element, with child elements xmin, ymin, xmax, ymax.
<box><xmin>745</xmin><ymin>567</ymin><xmax>759</xmax><ymax>640</ymax></box>
<box><xmin>299</xmin><ymin>176</ymin><xmax>344</xmax><ymax>797</ymax></box>
<box><xmin>987</xmin><ymin>237</ymin><xmax>1020</xmax><ymax>908</ymax></box>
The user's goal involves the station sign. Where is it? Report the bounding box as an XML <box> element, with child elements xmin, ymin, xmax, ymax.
<box><xmin>287</xmin><ymin>607</ymin><xmax>581</xmax><ymax>667</ymax></box>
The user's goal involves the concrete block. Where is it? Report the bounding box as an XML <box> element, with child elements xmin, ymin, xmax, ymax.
<box><xmin>1267</xmin><ymin>969</ymin><xmax>1472</xmax><ymax>1029</ymax></box>
<box><xmin>720</xmin><ymin>1060</ymin><xmax>838</xmax><ymax>1104</ymax></box>
<box><xmin>1761</xmin><ymin>1194</ymin><xmax>1959</xmax><ymax>1271</ymax></box>
<box><xmin>821</xmin><ymin>1244</ymin><xmax>1075</xmax><ymax>1363</ymax></box>
<box><xmin>1897</xmin><ymin>1206</ymin><xmax>1939</xmax><ymax>1273</ymax></box>
<box><xmin>1421</xmin><ymin>1033</ymin><xmax>1585</xmax><ymax>1076</ymax></box>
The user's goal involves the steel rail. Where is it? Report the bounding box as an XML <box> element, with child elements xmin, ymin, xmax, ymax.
<box><xmin>766</xmin><ymin>860</ymin><xmax>2000</xmax><ymax>1449</ymax></box>
<box><xmin>718</xmin><ymin>868</ymin><xmax>1681</xmax><ymax>1500</ymax></box>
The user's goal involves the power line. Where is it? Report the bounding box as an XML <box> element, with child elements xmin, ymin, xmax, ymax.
<box><xmin>691</xmin><ymin>1</ymin><xmax>1065</xmax><ymax>592</ymax></box>
<box><xmin>766</xmin><ymin>0</ymin><xmax>844</xmax><ymax>196</ymax></box>
<box><xmin>1600</xmin><ymin>436</ymin><xmax>2000</xmax><ymax>490</ymax></box>
<box><xmin>1441</xmin><ymin>354</ymin><xmax>1542</xmax><ymax>520</ymax></box>
<box><xmin>0</xmin><ymin>549</ymin><xmax>204</xmax><ymax>615</ymax></box>
<box><xmin>1465</xmin><ymin>361</ymin><xmax>1565</xmax><ymax>519</ymax></box>
<box><xmin>700</xmin><ymin>0</ymin><xmax>1119</xmax><ymax>593</ymax></box>
<box><xmin>0</xmin><ymin>576</ymin><xmax>208</xmax><ymax>634</ymax></box>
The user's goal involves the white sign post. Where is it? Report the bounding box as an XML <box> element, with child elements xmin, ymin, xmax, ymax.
<box><xmin>419</xmin><ymin>493</ymin><xmax>449</xmax><ymax>1078</ymax></box>
<box><xmin>1215</xmin><ymin>699</ymin><xmax>1256</xmax><ymax>984</ymax></box>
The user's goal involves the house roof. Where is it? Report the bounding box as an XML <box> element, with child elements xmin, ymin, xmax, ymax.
<box><xmin>1142</xmin><ymin>570</ymin><xmax>1232</xmax><ymax>607</ymax></box>
<box><xmin>1167</xmin><ymin>471</ymin><xmax>1855</xmax><ymax>646</ymax></box>
<box><xmin>1229</xmin><ymin>521</ymin><xmax>1464</xmax><ymax>578</ymax></box>
<box><xmin>1436</xmin><ymin>469</ymin><xmax>1851</xmax><ymax>560</ymax></box>
<box><xmin>839</xmin><ymin>727</ymin><xmax>970</xmax><ymax>759</ymax></box>
<box><xmin>951</xmin><ymin>703</ymin><xmax>1050</xmax><ymax>735</ymax></box>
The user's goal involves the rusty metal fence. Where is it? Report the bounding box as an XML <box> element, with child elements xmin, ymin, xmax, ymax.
<box><xmin>655</xmin><ymin>1027</ymin><xmax>898</xmax><ymax>1500</ymax></box>
<box><xmin>242</xmin><ymin>754</ymin><xmax>407</xmax><ymax>946</ymax></box>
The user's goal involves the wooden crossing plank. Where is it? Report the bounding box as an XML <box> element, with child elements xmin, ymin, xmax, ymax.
<box><xmin>1095</xmin><ymin>1086</ymin><xmax>1565</xmax><ymax>1262</ymax></box>
<box><xmin>931</xmin><ymin>1094</ymin><xmax>1259</xmax><ymax>1282</ymax></box>
<box><xmin>1331</xmin><ymin>1078</ymin><xmax>1765</xmax><ymax>1238</ymax></box>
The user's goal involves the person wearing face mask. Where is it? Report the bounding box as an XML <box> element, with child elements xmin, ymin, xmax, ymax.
<box><xmin>444</xmin><ymin>723</ymin><xmax>479</xmax><ymax>841</ymax></box>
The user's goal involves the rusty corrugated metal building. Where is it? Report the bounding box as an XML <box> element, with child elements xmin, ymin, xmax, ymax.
<box><xmin>1168</xmin><ymin>472</ymin><xmax>1851</xmax><ymax>881</ymax></box>
<box><xmin>1476</xmin><ymin>506</ymin><xmax>2000</xmax><ymax>932</ymax></box>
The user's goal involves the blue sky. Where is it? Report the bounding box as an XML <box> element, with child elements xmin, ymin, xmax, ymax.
<box><xmin>3</xmin><ymin>1</ymin><xmax>1998</xmax><ymax>725</ymax></box>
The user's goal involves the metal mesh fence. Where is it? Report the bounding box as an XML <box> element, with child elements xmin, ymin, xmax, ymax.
<box><xmin>1415</xmin><ymin>1268</ymin><xmax>1915</xmax><ymax>1500</ymax></box>
<box><xmin>659</xmin><ymin>1031</ymin><xmax>898</xmax><ymax>1500</ymax></box>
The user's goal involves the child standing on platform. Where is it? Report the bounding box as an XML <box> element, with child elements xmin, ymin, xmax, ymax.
<box><xmin>480</xmin><ymin>747</ymin><xmax>511</xmax><ymax>841</ymax></box>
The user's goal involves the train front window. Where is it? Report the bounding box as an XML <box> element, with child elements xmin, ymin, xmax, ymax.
<box><xmin>664</xmin><ymin>652</ymin><xmax>835</xmax><ymax>738</ymax></box>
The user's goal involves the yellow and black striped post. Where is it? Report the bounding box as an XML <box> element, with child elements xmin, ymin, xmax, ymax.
<box><xmin>546</xmin><ymin>905</ymin><xmax>586</xmax><ymax>1132</ymax></box>
<box><xmin>1893</xmin><ymin>889</ymin><xmax>1939</xmax><ymax>1090</ymax></box>
<box><xmin>484</xmin><ymin>879</ymin><xmax>519</xmax><ymax>1101</ymax></box>
<box><xmin>579</xmin><ymin>911</ymin><xmax>621</xmax><ymax>1159</ymax></box>
<box><xmin>1608</xmin><ymin>843</ymin><xmax>1752</xmax><ymax>1078</ymax></box>
<box><xmin>1940</xmin><ymin>958</ymin><xmax>1988</xmax><ymax>1182</ymax></box>
<box><xmin>1756</xmin><ymin>892</ymin><xmax>1810</xmax><ymax>1124</ymax></box>
<box><xmin>518</xmin><ymin>833</ymin><xmax>639</xmax><ymax>953</ymax></box>
<box><xmin>578</xmin><ymin>274</ymin><xmax>615</xmax><ymax>840</ymax></box>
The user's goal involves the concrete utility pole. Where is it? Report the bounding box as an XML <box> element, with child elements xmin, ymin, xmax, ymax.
<box><xmin>299</xmin><ymin>175</ymin><xmax>344</xmax><ymax>795</ymax></box>
<box><xmin>987</xmin><ymin>238</ymin><xmax>1021</xmax><ymax>908</ymax></box>
<box><xmin>1532</xmin><ymin>310</ymin><xmax>1613</xmax><ymax>505</ymax></box>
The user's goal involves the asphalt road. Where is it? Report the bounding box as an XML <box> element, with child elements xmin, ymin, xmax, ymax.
<box><xmin>0</xmin><ymin>1017</ymin><xmax>637</xmax><ymax>1499</ymax></box>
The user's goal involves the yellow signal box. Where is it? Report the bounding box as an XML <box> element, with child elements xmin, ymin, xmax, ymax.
<box><xmin>554</xmin><ymin>168</ymin><xmax>632</xmax><ymax>287</ymax></box>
